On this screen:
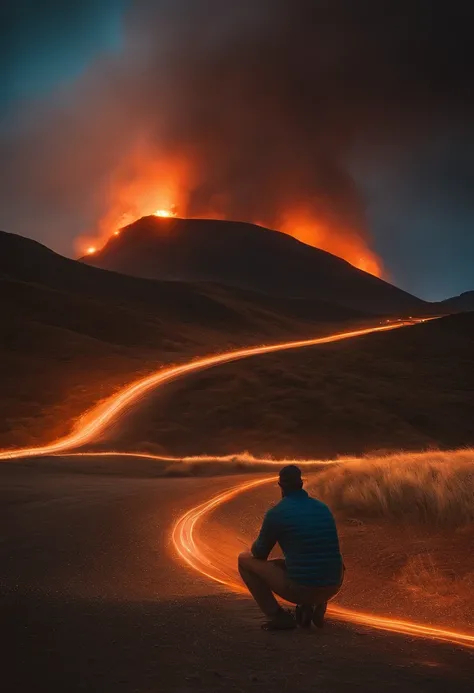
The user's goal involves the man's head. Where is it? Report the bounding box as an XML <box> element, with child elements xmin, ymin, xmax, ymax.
<box><xmin>278</xmin><ymin>465</ymin><xmax>303</xmax><ymax>496</ymax></box>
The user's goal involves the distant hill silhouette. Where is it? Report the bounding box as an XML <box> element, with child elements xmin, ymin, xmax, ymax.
<box><xmin>83</xmin><ymin>217</ymin><xmax>428</xmax><ymax>315</ymax></box>
<box><xmin>436</xmin><ymin>291</ymin><xmax>474</xmax><ymax>313</ymax></box>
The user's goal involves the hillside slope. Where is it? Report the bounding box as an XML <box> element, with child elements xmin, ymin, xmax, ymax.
<box><xmin>83</xmin><ymin>216</ymin><xmax>427</xmax><ymax>315</ymax></box>
<box><xmin>0</xmin><ymin>230</ymin><xmax>366</xmax><ymax>448</ymax></box>
<box><xmin>436</xmin><ymin>290</ymin><xmax>474</xmax><ymax>313</ymax></box>
<box><xmin>109</xmin><ymin>312</ymin><xmax>474</xmax><ymax>458</ymax></box>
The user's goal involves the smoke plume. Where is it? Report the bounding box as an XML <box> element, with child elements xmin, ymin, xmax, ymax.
<box><xmin>1</xmin><ymin>1</ymin><xmax>473</xmax><ymax>278</ymax></box>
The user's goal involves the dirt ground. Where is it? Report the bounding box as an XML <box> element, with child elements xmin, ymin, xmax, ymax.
<box><xmin>2</xmin><ymin>461</ymin><xmax>473</xmax><ymax>692</ymax></box>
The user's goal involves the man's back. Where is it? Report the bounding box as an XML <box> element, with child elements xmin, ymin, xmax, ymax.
<box><xmin>252</xmin><ymin>488</ymin><xmax>342</xmax><ymax>587</ymax></box>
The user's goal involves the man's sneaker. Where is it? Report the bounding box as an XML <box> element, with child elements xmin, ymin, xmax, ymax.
<box><xmin>295</xmin><ymin>604</ymin><xmax>314</xmax><ymax>628</ymax></box>
<box><xmin>312</xmin><ymin>602</ymin><xmax>327</xmax><ymax>628</ymax></box>
<box><xmin>262</xmin><ymin>607</ymin><xmax>297</xmax><ymax>630</ymax></box>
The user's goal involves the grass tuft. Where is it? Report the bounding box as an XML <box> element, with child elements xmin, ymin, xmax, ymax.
<box><xmin>309</xmin><ymin>449</ymin><xmax>474</xmax><ymax>528</ymax></box>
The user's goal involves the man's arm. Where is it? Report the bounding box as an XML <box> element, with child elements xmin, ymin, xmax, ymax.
<box><xmin>251</xmin><ymin>509</ymin><xmax>279</xmax><ymax>560</ymax></box>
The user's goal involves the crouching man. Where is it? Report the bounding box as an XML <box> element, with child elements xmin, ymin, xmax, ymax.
<box><xmin>238</xmin><ymin>465</ymin><xmax>344</xmax><ymax>630</ymax></box>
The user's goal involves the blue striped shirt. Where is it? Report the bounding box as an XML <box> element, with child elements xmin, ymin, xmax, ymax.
<box><xmin>251</xmin><ymin>489</ymin><xmax>343</xmax><ymax>586</ymax></box>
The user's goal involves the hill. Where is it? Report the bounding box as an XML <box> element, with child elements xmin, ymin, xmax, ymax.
<box><xmin>436</xmin><ymin>290</ymin><xmax>474</xmax><ymax>313</ymax></box>
<box><xmin>82</xmin><ymin>216</ymin><xmax>427</xmax><ymax>315</ymax></box>
<box><xmin>0</xmin><ymin>230</ymin><xmax>366</xmax><ymax>448</ymax></box>
<box><xmin>109</xmin><ymin>312</ymin><xmax>474</xmax><ymax>458</ymax></box>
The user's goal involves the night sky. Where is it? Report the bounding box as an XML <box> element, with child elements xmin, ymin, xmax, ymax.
<box><xmin>1</xmin><ymin>1</ymin><xmax>473</xmax><ymax>300</ymax></box>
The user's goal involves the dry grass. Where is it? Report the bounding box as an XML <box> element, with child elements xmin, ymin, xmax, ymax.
<box><xmin>309</xmin><ymin>448</ymin><xmax>474</xmax><ymax>528</ymax></box>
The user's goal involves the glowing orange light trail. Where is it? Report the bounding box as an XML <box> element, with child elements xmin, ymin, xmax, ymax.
<box><xmin>171</xmin><ymin>477</ymin><xmax>474</xmax><ymax>651</ymax></box>
<box><xmin>0</xmin><ymin>321</ymin><xmax>414</xmax><ymax>461</ymax></box>
<box><xmin>59</xmin><ymin>450</ymin><xmax>337</xmax><ymax>468</ymax></box>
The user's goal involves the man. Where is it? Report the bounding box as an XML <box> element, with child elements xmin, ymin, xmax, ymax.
<box><xmin>238</xmin><ymin>465</ymin><xmax>344</xmax><ymax>630</ymax></box>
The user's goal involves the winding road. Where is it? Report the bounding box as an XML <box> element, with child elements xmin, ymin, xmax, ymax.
<box><xmin>2</xmin><ymin>317</ymin><xmax>474</xmax><ymax>692</ymax></box>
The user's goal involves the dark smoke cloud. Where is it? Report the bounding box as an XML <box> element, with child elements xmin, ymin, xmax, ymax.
<box><xmin>1</xmin><ymin>1</ymin><xmax>473</xmax><ymax>285</ymax></box>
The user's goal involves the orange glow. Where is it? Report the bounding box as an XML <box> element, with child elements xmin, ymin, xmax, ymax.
<box><xmin>59</xmin><ymin>450</ymin><xmax>337</xmax><ymax>467</ymax></box>
<box><xmin>279</xmin><ymin>209</ymin><xmax>383</xmax><ymax>277</ymax></box>
<box><xmin>74</xmin><ymin>147</ymin><xmax>193</xmax><ymax>256</ymax></box>
<box><xmin>171</xmin><ymin>477</ymin><xmax>474</xmax><ymax>650</ymax></box>
<box><xmin>87</xmin><ymin>246</ymin><xmax>96</xmax><ymax>255</ymax></box>
<box><xmin>73</xmin><ymin>144</ymin><xmax>384</xmax><ymax>276</ymax></box>
<box><xmin>154</xmin><ymin>209</ymin><xmax>176</xmax><ymax>218</ymax></box>
<box><xmin>0</xmin><ymin>321</ymin><xmax>418</xmax><ymax>461</ymax></box>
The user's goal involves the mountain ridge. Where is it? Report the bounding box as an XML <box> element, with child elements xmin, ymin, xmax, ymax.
<box><xmin>82</xmin><ymin>216</ymin><xmax>428</xmax><ymax>315</ymax></box>
<box><xmin>436</xmin><ymin>290</ymin><xmax>474</xmax><ymax>313</ymax></box>
<box><xmin>0</xmin><ymin>228</ymin><xmax>365</xmax><ymax>324</ymax></box>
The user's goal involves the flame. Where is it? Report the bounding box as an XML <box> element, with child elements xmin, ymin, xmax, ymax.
<box><xmin>74</xmin><ymin>146</ymin><xmax>193</xmax><ymax>257</ymax></box>
<box><xmin>279</xmin><ymin>209</ymin><xmax>383</xmax><ymax>278</ymax></box>
<box><xmin>154</xmin><ymin>209</ymin><xmax>176</xmax><ymax>218</ymax></box>
<box><xmin>87</xmin><ymin>246</ymin><xmax>96</xmax><ymax>255</ymax></box>
<box><xmin>76</xmin><ymin>148</ymin><xmax>383</xmax><ymax>277</ymax></box>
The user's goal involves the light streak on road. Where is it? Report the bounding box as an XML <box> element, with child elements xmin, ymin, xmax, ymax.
<box><xmin>58</xmin><ymin>450</ymin><xmax>339</xmax><ymax>468</ymax></box>
<box><xmin>171</xmin><ymin>477</ymin><xmax>474</xmax><ymax>651</ymax></box>
<box><xmin>0</xmin><ymin>321</ymin><xmax>414</xmax><ymax>460</ymax></box>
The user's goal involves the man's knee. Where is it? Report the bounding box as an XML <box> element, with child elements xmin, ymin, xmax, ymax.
<box><xmin>238</xmin><ymin>550</ymin><xmax>254</xmax><ymax>571</ymax></box>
